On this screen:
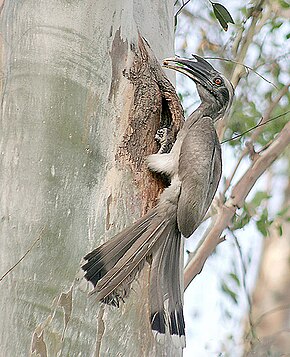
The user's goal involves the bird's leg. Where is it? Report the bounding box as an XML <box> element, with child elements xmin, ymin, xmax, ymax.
<box><xmin>155</xmin><ymin>128</ymin><xmax>174</xmax><ymax>154</ymax></box>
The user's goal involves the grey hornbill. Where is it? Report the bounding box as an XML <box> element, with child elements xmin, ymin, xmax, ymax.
<box><xmin>82</xmin><ymin>55</ymin><xmax>234</xmax><ymax>347</ymax></box>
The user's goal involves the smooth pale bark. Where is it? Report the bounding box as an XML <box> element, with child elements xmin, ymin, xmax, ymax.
<box><xmin>0</xmin><ymin>1</ymin><xmax>183</xmax><ymax>356</ymax></box>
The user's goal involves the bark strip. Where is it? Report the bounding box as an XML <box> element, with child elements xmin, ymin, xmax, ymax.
<box><xmin>117</xmin><ymin>35</ymin><xmax>184</xmax><ymax>213</ymax></box>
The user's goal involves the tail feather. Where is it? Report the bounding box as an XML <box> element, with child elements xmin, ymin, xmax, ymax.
<box><xmin>150</xmin><ymin>226</ymin><xmax>186</xmax><ymax>347</ymax></box>
<box><xmin>96</xmin><ymin>219</ymin><xmax>169</xmax><ymax>302</ymax></box>
<box><xmin>149</xmin><ymin>227</ymin><xmax>173</xmax><ymax>338</ymax></box>
<box><xmin>82</xmin><ymin>209</ymin><xmax>157</xmax><ymax>287</ymax></box>
<box><xmin>167</xmin><ymin>231</ymin><xmax>185</xmax><ymax>346</ymax></box>
<box><xmin>82</xmin><ymin>206</ymin><xmax>186</xmax><ymax>345</ymax></box>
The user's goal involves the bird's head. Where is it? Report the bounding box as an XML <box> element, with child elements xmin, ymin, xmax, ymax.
<box><xmin>163</xmin><ymin>55</ymin><xmax>234</xmax><ymax>121</ymax></box>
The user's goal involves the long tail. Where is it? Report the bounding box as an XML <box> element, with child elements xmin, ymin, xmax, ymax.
<box><xmin>149</xmin><ymin>226</ymin><xmax>186</xmax><ymax>347</ymax></box>
<box><xmin>82</xmin><ymin>208</ymin><xmax>159</xmax><ymax>305</ymax></box>
<box><xmin>82</xmin><ymin>206</ymin><xmax>185</xmax><ymax>344</ymax></box>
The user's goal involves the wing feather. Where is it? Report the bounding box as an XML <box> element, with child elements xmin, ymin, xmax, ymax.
<box><xmin>177</xmin><ymin>116</ymin><xmax>221</xmax><ymax>237</ymax></box>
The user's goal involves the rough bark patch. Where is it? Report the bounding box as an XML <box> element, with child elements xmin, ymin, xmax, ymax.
<box><xmin>108</xmin><ymin>28</ymin><xmax>128</xmax><ymax>101</ymax></box>
<box><xmin>117</xmin><ymin>35</ymin><xmax>184</xmax><ymax>213</ymax></box>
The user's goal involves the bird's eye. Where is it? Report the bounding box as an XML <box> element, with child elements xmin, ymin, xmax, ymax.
<box><xmin>214</xmin><ymin>77</ymin><xmax>222</xmax><ymax>85</ymax></box>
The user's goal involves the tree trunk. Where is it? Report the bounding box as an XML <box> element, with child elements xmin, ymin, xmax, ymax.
<box><xmin>0</xmin><ymin>1</ymin><xmax>183</xmax><ymax>356</ymax></box>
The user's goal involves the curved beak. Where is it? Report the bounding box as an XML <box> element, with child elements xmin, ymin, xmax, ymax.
<box><xmin>163</xmin><ymin>55</ymin><xmax>213</xmax><ymax>88</ymax></box>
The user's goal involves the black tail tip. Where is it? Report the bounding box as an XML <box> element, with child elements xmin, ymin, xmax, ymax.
<box><xmin>81</xmin><ymin>249</ymin><xmax>107</xmax><ymax>287</ymax></box>
<box><xmin>151</xmin><ymin>311</ymin><xmax>166</xmax><ymax>335</ymax></box>
<box><xmin>151</xmin><ymin>311</ymin><xmax>186</xmax><ymax>348</ymax></box>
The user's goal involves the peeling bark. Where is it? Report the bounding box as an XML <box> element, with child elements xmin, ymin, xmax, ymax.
<box><xmin>118</xmin><ymin>35</ymin><xmax>183</xmax><ymax>212</ymax></box>
<box><xmin>109</xmin><ymin>28</ymin><xmax>129</xmax><ymax>101</ymax></box>
<box><xmin>31</xmin><ymin>331</ymin><xmax>48</xmax><ymax>357</ymax></box>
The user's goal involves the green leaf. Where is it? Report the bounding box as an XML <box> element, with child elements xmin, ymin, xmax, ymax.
<box><xmin>221</xmin><ymin>282</ymin><xmax>238</xmax><ymax>304</ymax></box>
<box><xmin>233</xmin><ymin>210</ymin><xmax>251</xmax><ymax>229</ymax></box>
<box><xmin>277</xmin><ymin>205</ymin><xmax>290</xmax><ymax>217</ymax></box>
<box><xmin>272</xmin><ymin>21</ymin><xmax>283</xmax><ymax>30</ymax></box>
<box><xmin>256</xmin><ymin>208</ymin><xmax>272</xmax><ymax>237</ymax></box>
<box><xmin>251</xmin><ymin>191</ymin><xmax>271</xmax><ymax>208</ymax></box>
<box><xmin>224</xmin><ymin>310</ymin><xmax>232</xmax><ymax>319</ymax></box>
<box><xmin>277</xmin><ymin>224</ymin><xmax>283</xmax><ymax>237</ymax></box>
<box><xmin>212</xmin><ymin>3</ymin><xmax>234</xmax><ymax>31</ymax></box>
<box><xmin>256</xmin><ymin>221</ymin><xmax>267</xmax><ymax>236</ymax></box>
<box><xmin>229</xmin><ymin>273</ymin><xmax>241</xmax><ymax>287</ymax></box>
<box><xmin>279</xmin><ymin>0</ymin><xmax>290</xmax><ymax>9</ymax></box>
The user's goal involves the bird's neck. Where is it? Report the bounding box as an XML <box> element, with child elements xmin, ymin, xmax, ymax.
<box><xmin>197</xmin><ymin>101</ymin><xmax>225</xmax><ymax>122</ymax></box>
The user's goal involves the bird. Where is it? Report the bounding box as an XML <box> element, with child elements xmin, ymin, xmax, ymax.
<box><xmin>82</xmin><ymin>55</ymin><xmax>234</xmax><ymax>347</ymax></box>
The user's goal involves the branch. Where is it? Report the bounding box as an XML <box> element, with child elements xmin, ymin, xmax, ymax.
<box><xmin>174</xmin><ymin>0</ymin><xmax>191</xmax><ymax>18</ymax></box>
<box><xmin>250</xmin><ymin>304</ymin><xmax>290</xmax><ymax>331</ymax></box>
<box><xmin>184</xmin><ymin>120</ymin><xmax>290</xmax><ymax>289</ymax></box>
<box><xmin>230</xmin><ymin>1</ymin><xmax>266</xmax><ymax>88</ymax></box>
<box><xmin>204</xmin><ymin>56</ymin><xmax>278</xmax><ymax>89</ymax></box>
<box><xmin>221</xmin><ymin>109</ymin><xmax>290</xmax><ymax>144</ymax></box>
<box><xmin>217</xmin><ymin>0</ymin><xmax>268</xmax><ymax>138</ymax></box>
<box><xmin>221</xmin><ymin>83</ymin><xmax>289</xmax><ymax>193</ymax></box>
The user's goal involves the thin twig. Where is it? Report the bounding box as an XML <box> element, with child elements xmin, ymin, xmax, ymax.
<box><xmin>251</xmin><ymin>83</ymin><xmax>290</xmax><ymax>142</ymax></box>
<box><xmin>231</xmin><ymin>230</ymin><xmax>258</xmax><ymax>344</ymax></box>
<box><xmin>0</xmin><ymin>226</ymin><xmax>45</xmax><ymax>282</ymax></box>
<box><xmin>204</xmin><ymin>56</ymin><xmax>278</xmax><ymax>89</ymax></box>
<box><xmin>251</xmin><ymin>304</ymin><xmax>290</xmax><ymax>331</ymax></box>
<box><xmin>223</xmin><ymin>150</ymin><xmax>247</xmax><ymax>194</ymax></box>
<box><xmin>174</xmin><ymin>0</ymin><xmax>191</xmax><ymax>18</ymax></box>
<box><xmin>221</xmin><ymin>110</ymin><xmax>290</xmax><ymax>144</ymax></box>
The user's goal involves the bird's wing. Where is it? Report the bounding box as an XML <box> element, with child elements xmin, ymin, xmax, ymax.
<box><xmin>177</xmin><ymin>116</ymin><xmax>222</xmax><ymax>238</ymax></box>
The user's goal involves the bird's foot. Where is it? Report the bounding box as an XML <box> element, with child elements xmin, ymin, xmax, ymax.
<box><xmin>155</xmin><ymin>128</ymin><xmax>174</xmax><ymax>154</ymax></box>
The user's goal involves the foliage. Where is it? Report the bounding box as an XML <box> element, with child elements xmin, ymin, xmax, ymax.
<box><xmin>175</xmin><ymin>1</ymin><xmax>235</xmax><ymax>32</ymax></box>
<box><xmin>210</xmin><ymin>2</ymin><xmax>234</xmax><ymax>31</ymax></box>
<box><xmin>175</xmin><ymin>0</ymin><xmax>290</xmax><ymax>355</ymax></box>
